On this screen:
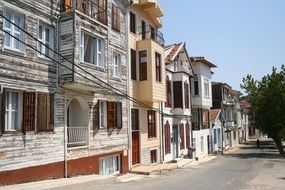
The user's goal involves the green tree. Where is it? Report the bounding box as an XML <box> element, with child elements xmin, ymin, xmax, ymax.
<box><xmin>241</xmin><ymin>65</ymin><xmax>285</xmax><ymax>154</ymax></box>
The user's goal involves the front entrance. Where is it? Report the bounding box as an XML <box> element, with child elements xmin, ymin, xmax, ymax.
<box><xmin>131</xmin><ymin>109</ymin><xmax>140</xmax><ymax>165</ymax></box>
<box><xmin>132</xmin><ymin>131</ymin><xmax>140</xmax><ymax>165</ymax></box>
<box><xmin>172</xmin><ymin>125</ymin><xmax>179</xmax><ymax>159</ymax></box>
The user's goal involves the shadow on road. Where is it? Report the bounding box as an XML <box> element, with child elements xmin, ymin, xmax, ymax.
<box><xmin>223</xmin><ymin>139</ymin><xmax>285</xmax><ymax>160</ymax></box>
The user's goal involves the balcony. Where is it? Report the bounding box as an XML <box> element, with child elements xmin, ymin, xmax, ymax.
<box><xmin>61</xmin><ymin>0</ymin><xmax>107</xmax><ymax>24</ymax></box>
<box><xmin>138</xmin><ymin>25</ymin><xmax>165</xmax><ymax>46</ymax></box>
<box><xmin>67</xmin><ymin>126</ymin><xmax>89</xmax><ymax>148</ymax></box>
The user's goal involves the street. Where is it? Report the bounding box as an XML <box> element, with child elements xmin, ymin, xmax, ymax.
<box><xmin>58</xmin><ymin>139</ymin><xmax>285</xmax><ymax>190</ymax></box>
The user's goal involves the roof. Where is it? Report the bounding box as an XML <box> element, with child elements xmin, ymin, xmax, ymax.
<box><xmin>229</xmin><ymin>89</ymin><xmax>243</xmax><ymax>96</ymax></box>
<box><xmin>210</xmin><ymin>109</ymin><xmax>221</xmax><ymax>123</ymax></box>
<box><xmin>191</xmin><ymin>56</ymin><xmax>217</xmax><ymax>68</ymax></box>
<box><xmin>212</xmin><ymin>81</ymin><xmax>232</xmax><ymax>89</ymax></box>
<box><xmin>240</xmin><ymin>100</ymin><xmax>251</xmax><ymax>109</ymax></box>
<box><xmin>165</xmin><ymin>42</ymin><xmax>183</xmax><ymax>64</ymax></box>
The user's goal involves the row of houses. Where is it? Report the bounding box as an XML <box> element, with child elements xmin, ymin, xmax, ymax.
<box><xmin>0</xmin><ymin>0</ymin><xmax>251</xmax><ymax>186</ymax></box>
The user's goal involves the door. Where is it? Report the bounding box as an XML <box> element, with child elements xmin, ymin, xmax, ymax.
<box><xmin>132</xmin><ymin>131</ymin><xmax>140</xmax><ymax>165</ymax></box>
<box><xmin>172</xmin><ymin>125</ymin><xmax>179</xmax><ymax>159</ymax></box>
<box><xmin>131</xmin><ymin>109</ymin><xmax>140</xmax><ymax>165</ymax></box>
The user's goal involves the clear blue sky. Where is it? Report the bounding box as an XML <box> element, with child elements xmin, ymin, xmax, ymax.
<box><xmin>160</xmin><ymin>0</ymin><xmax>285</xmax><ymax>93</ymax></box>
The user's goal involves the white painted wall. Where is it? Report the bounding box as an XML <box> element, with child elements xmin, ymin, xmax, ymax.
<box><xmin>193</xmin><ymin>129</ymin><xmax>210</xmax><ymax>159</ymax></box>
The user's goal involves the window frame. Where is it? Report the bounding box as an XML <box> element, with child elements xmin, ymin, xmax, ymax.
<box><xmin>99</xmin><ymin>155</ymin><xmax>120</xmax><ymax>175</ymax></box>
<box><xmin>80</xmin><ymin>31</ymin><xmax>105</xmax><ymax>68</ymax></box>
<box><xmin>204</xmin><ymin>79</ymin><xmax>210</xmax><ymax>98</ymax></box>
<box><xmin>155</xmin><ymin>52</ymin><xmax>162</xmax><ymax>82</ymax></box>
<box><xmin>113</xmin><ymin>52</ymin><xmax>121</xmax><ymax>78</ymax></box>
<box><xmin>194</xmin><ymin>79</ymin><xmax>199</xmax><ymax>96</ymax></box>
<box><xmin>3</xmin><ymin>10</ymin><xmax>25</xmax><ymax>52</ymax></box>
<box><xmin>38</xmin><ymin>22</ymin><xmax>54</xmax><ymax>59</ymax></box>
<box><xmin>166</xmin><ymin>76</ymin><xmax>172</xmax><ymax>107</ymax></box>
<box><xmin>147</xmin><ymin>110</ymin><xmax>156</xmax><ymax>138</ymax></box>
<box><xmin>184</xmin><ymin>81</ymin><xmax>189</xmax><ymax>109</ymax></box>
<box><xmin>5</xmin><ymin>90</ymin><xmax>23</xmax><ymax>132</ymax></box>
<box><xmin>99</xmin><ymin>100</ymin><xmax>107</xmax><ymax>128</ymax></box>
<box><xmin>131</xmin><ymin>49</ymin><xmax>137</xmax><ymax>80</ymax></box>
<box><xmin>150</xmin><ymin>149</ymin><xmax>157</xmax><ymax>163</ymax></box>
<box><xmin>139</xmin><ymin>50</ymin><xmax>147</xmax><ymax>81</ymax></box>
<box><xmin>130</xmin><ymin>12</ymin><xmax>136</xmax><ymax>34</ymax></box>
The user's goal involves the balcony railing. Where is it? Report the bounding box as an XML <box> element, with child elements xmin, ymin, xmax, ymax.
<box><xmin>138</xmin><ymin>25</ymin><xmax>165</xmax><ymax>46</ymax></box>
<box><xmin>61</xmin><ymin>0</ymin><xmax>107</xmax><ymax>24</ymax></box>
<box><xmin>67</xmin><ymin>126</ymin><xmax>89</xmax><ymax>148</ymax></box>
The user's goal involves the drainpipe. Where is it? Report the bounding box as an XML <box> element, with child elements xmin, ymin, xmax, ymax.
<box><xmin>160</xmin><ymin>102</ymin><xmax>164</xmax><ymax>163</ymax></box>
<box><xmin>64</xmin><ymin>91</ymin><xmax>68</xmax><ymax>178</ymax></box>
<box><xmin>125</xmin><ymin>6</ymin><xmax>132</xmax><ymax>170</ymax></box>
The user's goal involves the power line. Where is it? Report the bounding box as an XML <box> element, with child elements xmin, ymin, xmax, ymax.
<box><xmin>0</xmin><ymin>14</ymin><xmax>168</xmax><ymax>115</ymax></box>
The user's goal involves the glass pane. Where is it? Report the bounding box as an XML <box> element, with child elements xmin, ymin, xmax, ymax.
<box><xmin>114</xmin><ymin>156</ymin><xmax>119</xmax><ymax>172</ymax></box>
<box><xmin>99</xmin><ymin>159</ymin><xmax>104</xmax><ymax>175</ymax></box>
<box><xmin>11</xmin><ymin>111</ymin><xmax>18</xmax><ymax>130</ymax></box>
<box><xmin>14</xmin><ymin>16</ymin><xmax>21</xmax><ymax>31</ymax></box>
<box><xmin>14</xmin><ymin>33</ymin><xmax>20</xmax><ymax>49</ymax></box>
<box><xmin>4</xmin><ymin>32</ymin><xmax>11</xmax><ymax>47</ymax></box>
<box><xmin>45</xmin><ymin>28</ymin><xmax>50</xmax><ymax>42</ymax></box>
<box><xmin>4</xmin><ymin>12</ymin><xmax>12</xmax><ymax>29</ymax></box>
<box><xmin>39</xmin><ymin>25</ymin><xmax>43</xmax><ymax>40</ymax></box>
<box><xmin>11</xmin><ymin>92</ymin><xmax>18</xmax><ymax>110</ymax></box>
<box><xmin>45</xmin><ymin>42</ymin><xmax>50</xmax><ymax>56</ymax></box>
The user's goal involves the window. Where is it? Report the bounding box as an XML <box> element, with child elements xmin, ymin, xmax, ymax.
<box><xmin>3</xmin><ymin>11</ymin><xmax>25</xmax><ymax>52</ymax></box>
<box><xmin>150</xmin><ymin>26</ymin><xmax>155</xmax><ymax>41</ymax></box>
<box><xmin>180</xmin><ymin>123</ymin><xmax>185</xmax><ymax>149</ymax></box>
<box><xmin>164</xmin><ymin>121</ymin><xmax>171</xmax><ymax>154</ymax></box>
<box><xmin>184</xmin><ymin>81</ymin><xmax>189</xmax><ymax>109</ymax></box>
<box><xmin>131</xmin><ymin>49</ymin><xmax>137</xmax><ymax>80</ymax></box>
<box><xmin>173</xmin><ymin>81</ymin><xmax>182</xmax><ymax>108</ymax></box>
<box><xmin>99</xmin><ymin>155</ymin><xmax>120</xmax><ymax>175</ymax></box>
<box><xmin>194</xmin><ymin>80</ymin><xmax>199</xmax><ymax>95</ymax></box>
<box><xmin>131</xmin><ymin>109</ymin><xmax>139</xmax><ymax>131</ymax></box>
<box><xmin>80</xmin><ymin>31</ymin><xmax>104</xmax><ymax>68</ymax></box>
<box><xmin>186</xmin><ymin>122</ymin><xmax>190</xmax><ymax>147</ymax></box>
<box><xmin>141</xmin><ymin>20</ymin><xmax>146</xmax><ymax>40</ymax></box>
<box><xmin>112</xmin><ymin>4</ymin><xmax>120</xmax><ymax>32</ymax></box>
<box><xmin>130</xmin><ymin>12</ymin><xmax>136</xmax><ymax>33</ymax></box>
<box><xmin>99</xmin><ymin>101</ymin><xmax>122</xmax><ymax>129</ymax></box>
<box><xmin>155</xmin><ymin>52</ymin><xmax>161</xmax><ymax>82</ymax></box>
<box><xmin>99</xmin><ymin>101</ymin><xmax>107</xmax><ymax>128</ymax></box>
<box><xmin>147</xmin><ymin>110</ymin><xmax>156</xmax><ymax>138</ymax></box>
<box><xmin>150</xmin><ymin>149</ymin><xmax>157</xmax><ymax>163</ymax></box>
<box><xmin>38</xmin><ymin>23</ymin><xmax>54</xmax><ymax>58</ymax></box>
<box><xmin>166</xmin><ymin>76</ymin><xmax>172</xmax><ymax>107</ymax></box>
<box><xmin>1</xmin><ymin>89</ymin><xmax>54</xmax><ymax>133</ymax></box>
<box><xmin>204</xmin><ymin>79</ymin><xmax>210</xmax><ymax>98</ymax></box>
<box><xmin>139</xmin><ymin>50</ymin><xmax>147</xmax><ymax>81</ymax></box>
<box><xmin>5</xmin><ymin>91</ymin><xmax>23</xmax><ymax>131</ymax></box>
<box><xmin>113</xmin><ymin>52</ymin><xmax>121</xmax><ymax>78</ymax></box>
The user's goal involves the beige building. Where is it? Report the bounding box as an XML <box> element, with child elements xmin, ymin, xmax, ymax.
<box><xmin>128</xmin><ymin>0</ymin><xmax>166</xmax><ymax>166</ymax></box>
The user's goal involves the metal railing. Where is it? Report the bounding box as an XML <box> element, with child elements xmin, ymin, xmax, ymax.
<box><xmin>192</xmin><ymin>122</ymin><xmax>200</xmax><ymax>130</ymax></box>
<box><xmin>138</xmin><ymin>25</ymin><xmax>165</xmax><ymax>46</ymax></box>
<box><xmin>67</xmin><ymin>126</ymin><xmax>89</xmax><ymax>148</ymax></box>
<box><xmin>61</xmin><ymin>0</ymin><xmax>107</xmax><ymax>24</ymax></box>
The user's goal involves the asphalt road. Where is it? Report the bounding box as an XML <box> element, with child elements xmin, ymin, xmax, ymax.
<box><xmin>84</xmin><ymin>139</ymin><xmax>285</xmax><ymax>190</ymax></box>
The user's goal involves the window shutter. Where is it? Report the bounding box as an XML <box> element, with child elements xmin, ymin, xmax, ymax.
<box><xmin>115</xmin><ymin>102</ymin><xmax>122</xmax><ymax>129</ymax></box>
<box><xmin>165</xmin><ymin>121</ymin><xmax>171</xmax><ymax>154</ymax></box>
<box><xmin>98</xmin><ymin>0</ymin><xmax>106</xmax><ymax>24</ymax></box>
<box><xmin>131</xmin><ymin>49</ymin><xmax>137</xmax><ymax>80</ymax></box>
<box><xmin>112</xmin><ymin>4</ymin><xmax>115</xmax><ymax>29</ymax></box>
<box><xmin>93</xmin><ymin>100</ymin><xmax>100</xmax><ymax>133</ymax></box>
<box><xmin>23</xmin><ymin>92</ymin><xmax>36</xmax><ymax>132</ymax></box>
<box><xmin>186</xmin><ymin>122</ymin><xmax>190</xmax><ymax>147</ymax></box>
<box><xmin>184</xmin><ymin>82</ymin><xmax>189</xmax><ymax>109</ymax></box>
<box><xmin>180</xmin><ymin>123</ymin><xmax>185</xmax><ymax>149</ymax></box>
<box><xmin>37</xmin><ymin>93</ymin><xmax>47</xmax><ymax>132</ymax></box>
<box><xmin>173</xmin><ymin>81</ymin><xmax>183</xmax><ymax>108</ymax></box>
<box><xmin>1</xmin><ymin>88</ymin><xmax>6</xmax><ymax>134</ymax></box>
<box><xmin>147</xmin><ymin>110</ymin><xmax>156</xmax><ymax>138</ymax></box>
<box><xmin>107</xmin><ymin>101</ymin><xmax>115</xmax><ymax>129</ymax></box>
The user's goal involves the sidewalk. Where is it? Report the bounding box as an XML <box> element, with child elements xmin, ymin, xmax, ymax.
<box><xmin>0</xmin><ymin>155</ymin><xmax>219</xmax><ymax>190</ymax></box>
